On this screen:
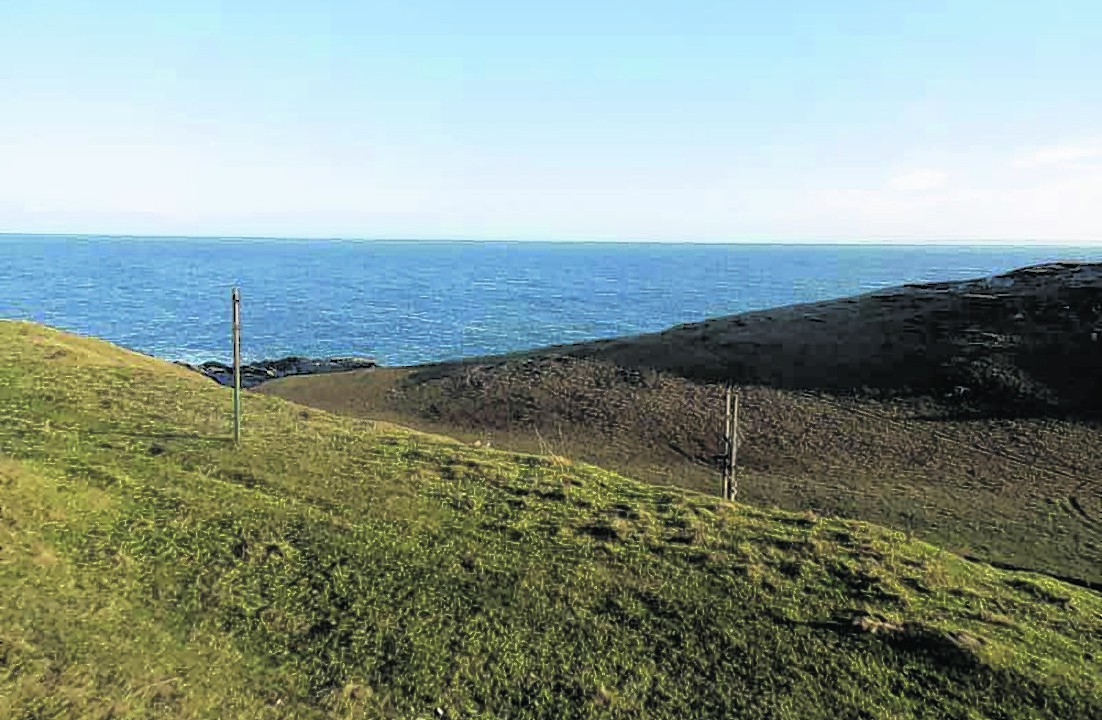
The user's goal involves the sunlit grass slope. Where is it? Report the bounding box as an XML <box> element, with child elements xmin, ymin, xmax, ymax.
<box><xmin>261</xmin><ymin>361</ymin><xmax>1102</xmax><ymax>585</ymax></box>
<box><xmin>1</xmin><ymin>321</ymin><xmax>1100</xmax><ymax>719</ymax></box>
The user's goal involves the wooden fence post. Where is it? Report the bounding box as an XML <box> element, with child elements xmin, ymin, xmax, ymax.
<box><xmin>723</xmin><ymin>385</ymin><xmax>732</xmax><ymax>500</ymax></box>
<box><xmin>720</xmin><ymin>384</ymin><xmax>741</xmax><ymax>501</ymax></box>
<box><xmin>232</xmin><ymin>287</ymin><xmax>242</xmax><ymax>444</ymax></box>
<box><xmin>729</xmin><ymin>387</ymin><xmax>739</xmax><ymax>500</ymax></box>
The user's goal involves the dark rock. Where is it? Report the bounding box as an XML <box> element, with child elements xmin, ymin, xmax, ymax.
<box><xmin>179</xmin><ymin>355</ymin><xmax>376</xmax><ymax>388</ymax></box>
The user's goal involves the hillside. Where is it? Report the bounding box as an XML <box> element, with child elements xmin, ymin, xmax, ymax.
<box><xmin>440</xmin><ymin>261</ymin><xmax>1102</xmax><ymax>416</ymax></box>
<box><xmin>2</xmin><ymin>321</ymin><xmax>1100</xmax><ymax>718</ymax></box>
<box><xmin>260</xmin><ymin>265</ymin><xmax>1102</xmax><ymax>587</ymax></box>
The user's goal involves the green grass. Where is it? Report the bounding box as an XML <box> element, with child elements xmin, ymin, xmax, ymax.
<box><xmin>2</xmin><ymin>321</ymin><xmax>1101</xmax><ymax>719</ymax></box>
<box><xmin>261</xmin><ymin>357</ymin><xmax>1102</xmax><ymax>586</ymax></box>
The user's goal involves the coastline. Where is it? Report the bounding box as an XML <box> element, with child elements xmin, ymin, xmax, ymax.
<box><xmin>176</xmin><ymin>355</ymin><xmax>376</xmax><ymax>389</ymax></box>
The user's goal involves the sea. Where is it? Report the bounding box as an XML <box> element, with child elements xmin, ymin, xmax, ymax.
<box><xmin>2</xmin><ymin>234</ymin><xmax>1100</xmax><ymax>366</ymax></box>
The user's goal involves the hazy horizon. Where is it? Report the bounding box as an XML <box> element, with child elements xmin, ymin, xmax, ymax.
<box><xmin>3</xmin><ymin>232</ymin><xmax>1102</xmax><ymax>248</ymax></box>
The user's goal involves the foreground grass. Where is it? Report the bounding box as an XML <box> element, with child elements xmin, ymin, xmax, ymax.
<box><xmin>262</xmin><ymin>358</ymin><xmax>1102</xmax><ymax>586</ymax></box>
<box><xmin>2</xmin><ymin>321</ymin><xmax>1100</xmax><ymax>719</ymax></box>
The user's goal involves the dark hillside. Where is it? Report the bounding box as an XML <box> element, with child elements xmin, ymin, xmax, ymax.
<box><xmin>414</xmin><ymin>262</ymin><xmax>1102</xmax><ymax>418</ymax></box>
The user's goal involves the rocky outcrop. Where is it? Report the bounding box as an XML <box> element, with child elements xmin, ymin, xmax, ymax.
<box><xmin>177</xmin><ymin>356</ymin><xmax>376</xmax><ymax>389</ymax></box>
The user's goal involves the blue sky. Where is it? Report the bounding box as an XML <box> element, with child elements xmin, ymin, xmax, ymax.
<box><xmin>2</xmin><ymin>1</ymin><xmax>1100</xmax><ymax>242</ymax></box>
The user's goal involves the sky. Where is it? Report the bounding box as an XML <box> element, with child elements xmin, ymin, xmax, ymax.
<box><xmin>1</xmin><ymin>1</ymin><xmax>1100</xmax><ymax>243</ymax></box>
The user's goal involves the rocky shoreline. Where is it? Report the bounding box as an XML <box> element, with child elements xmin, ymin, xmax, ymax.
<box><xmin>177</xmin><ymin>355</ymin><xmax>377</xmax><ymax>389</ymax></box>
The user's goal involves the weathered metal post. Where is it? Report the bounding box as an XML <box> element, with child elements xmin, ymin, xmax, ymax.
<box><xmin>232</xmin><ymin>287</ymin><xmax>242</xmax><ymax>444</ymax></box>
<box><xmin>722</xmin><ymin>384</ymin><xmax>732</xmax><ymax>500</ymax></box>
<box><xmin>729</xmin><ymin>387</ymin><xmax>739</xmax><ymax>500</ymax></box>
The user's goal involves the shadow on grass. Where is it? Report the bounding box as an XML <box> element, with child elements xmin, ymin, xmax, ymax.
<box><xmin>85</xmin><ymin>429</ymin><xmax>232</xmax><ymax>444</ymax></box>
<box><xmin>912</xmin><ymin>409</ymin><xmax>1102</xmax><ymax>424</ymax></box>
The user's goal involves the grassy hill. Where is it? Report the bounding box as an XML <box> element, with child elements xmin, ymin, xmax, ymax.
<box><xmin>2</xmin><ymin>321</ymin><xmax>1101</xmax><ymax>719</ymax></box>
<box><xmin>259</xmin><ymin>265</ymin><xmax>1102</xmax><ymax>587</ymax></box>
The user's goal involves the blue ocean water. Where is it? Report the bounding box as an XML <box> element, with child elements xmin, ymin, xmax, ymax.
<box><xmin>2</xmin><ymin>235</ymin><xmax>1100</xmax><ymax>366</ymax></box>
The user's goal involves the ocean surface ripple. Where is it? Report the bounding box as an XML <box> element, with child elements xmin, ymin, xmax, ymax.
<box><xmin>2</xmin><ymin>236</ymin><xmax>1099</xmax><ymax>366</ymax></box>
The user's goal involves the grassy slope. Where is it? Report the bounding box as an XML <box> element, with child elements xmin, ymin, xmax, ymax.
<box><xmin>258</xmin><ymin>264</ymin><xmax>1102</xmax><ymax>587</ymax></box>
<box><xmin>261</xmin><ymin>359</ymin><xmax>1102</xmax><ymax>587</ymax></box>
<box><xmin>2</xmin><ymin>321</ymin><xmax>1101</xmax><ymax>719</ymax></box>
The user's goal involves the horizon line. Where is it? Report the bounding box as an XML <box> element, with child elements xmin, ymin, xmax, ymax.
<box><xmin>2</xmin><ymin>231</ymin><xmax>1101</xmax><ymax>247</ymax></box>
